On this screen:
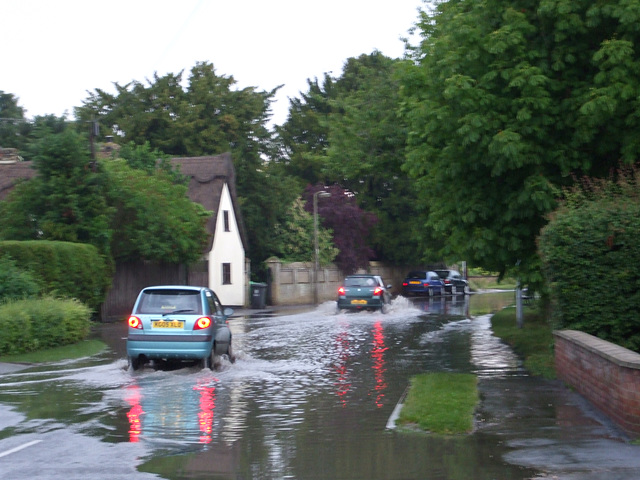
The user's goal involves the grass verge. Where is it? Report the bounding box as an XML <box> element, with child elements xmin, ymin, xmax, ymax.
<box><xmin>397</xmin><ymin>372</ymin><xmax>478</xmax><ymax>434</ymax></box>
<box><xmin>468</xmin><ymin>276</ymin><xmax>517</xmax><ymax>291</ymax></box>
<box><xmin>490</xmin><ymin>306</ymin><xmax>556</xmax><ymax>379</ymax></box>
<box><xmin>0</xmin><ymin>339</ymin><xmax>107</xmax><ymax>364</ymax></box>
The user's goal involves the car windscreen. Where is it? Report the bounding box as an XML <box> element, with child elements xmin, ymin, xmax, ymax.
<box><xmin>345</xmin><ymin>277</ymin><xmax>377</xmax><ymax>287</ymax></box>
<box><xmin>136</xmin><ymin>290</ymin><xmax>202</xmax><ymax>315</ymax></box>
<box><xmin>406</xmin><ymin>271</ymin><xmax>427</xmax><ymax>280</ymax></box>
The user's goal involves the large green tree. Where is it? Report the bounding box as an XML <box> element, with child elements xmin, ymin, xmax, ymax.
<box><xmin>273</xmin><ymin>75</ymin><xmax>336</xmax><ymax>186</ymax></box>
<box><xmin>104</xmin><ymin>160</ymin><xmax>210</xmax><ymax>263</ymax></box>
<box><xmin>323</xmin><ymin>52</ymin><xmax>430</xmax><ymax>264</ymax></box>
<box><xmin>0</xmin><ymin>128</ymin><xmax>114</xmax><ymax>254</ymax></box>
<box><xmin>276</xmin><ymin>53</ymin><xmax>426</xmax><ymax>265</ymax></box>
<box><xmin>400</xmin><ymin>0</ymin><xmax>640</xmax><ymax>284</ymax></box>
<box><xmin>76</xmin><ymin>61</ymin><xmax>291</xmax><ymax>267</ymax></box>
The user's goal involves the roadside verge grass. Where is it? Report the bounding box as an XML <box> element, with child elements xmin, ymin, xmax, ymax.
<box><xmin>490</xmin><ymin>306</ymin><xmax>556</xmax><ymax>379</ymax></box>
<box><xmin>397</xmin><ymin>372</ymin><xmax>478</xmax><ymax>435</ymax></box>
<box><xmin>0</xmin><ymin>339</ymin><xmax>107</xmax><ymax>364</ymax></box>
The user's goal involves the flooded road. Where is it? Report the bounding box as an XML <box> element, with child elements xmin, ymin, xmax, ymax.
<box><xmin>1</xmin><ymin>292</ymin><xmax>639</xmax><ymax>479</ymax></box>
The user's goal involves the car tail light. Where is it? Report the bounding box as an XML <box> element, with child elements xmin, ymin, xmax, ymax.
<box><xmin>373</xmin><ymin>287</ymin><xmax>383</xmax><ymax>296</ymax></box>
<box><xmin>402</xmin><ymin>282</ymin><xmax>408</xmax><ymax>287</ymax></box>
<box><xmin>128</xmin><ymin>316</ymin><xmax>143</xmax><ymax>329</ymax></box>
<box><xmin>338</xmin><ymin>287</ymin><xmax>346</xmax><ymax>295</ymax></box>
<box><xmin>194</xmin><ymin>316</ymin><xmax>212</xmax><ymax>330</ymax></box>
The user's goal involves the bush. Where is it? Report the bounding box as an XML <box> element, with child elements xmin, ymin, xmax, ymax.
<box><xmin>0</xmin><ymin>255</ymin><xmax>41</xmax><ymax>301</ymax></box>
<box><xmin>0</xmin><ymin>240</ymin><xmax>112</xmax><ymax>314</ymax></box>
<box><xmin>0</xmin><ymin>297</ymin><xmax>92</xmax><ymax>355</ymax></box>
<box><xmin>539</xmin><ymin>167</ymin><xmax>640</xmax><ymax>351</ymax></box>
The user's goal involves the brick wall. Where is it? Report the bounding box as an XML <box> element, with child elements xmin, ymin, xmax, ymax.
<box><xmin>554</xmin><ymin>330</ymin><xmax>640</xmax><ymax>437</ymax></box>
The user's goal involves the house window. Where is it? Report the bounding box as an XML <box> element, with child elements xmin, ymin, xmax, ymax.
<box><xmin>223</xmin><ymin>210</ymin><xmax>230</xmax><ymax>232</ymax></box>
<box><xmin>222</xmin><ymin>263</ymin><xmax>231</xmax><ymax>285</ymax></box>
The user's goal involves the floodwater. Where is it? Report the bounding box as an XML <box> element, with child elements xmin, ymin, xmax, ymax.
<box><xmin>1</xmin><ymin>292</ymin><xmax>639</xmax><ymax>480</ymax></box>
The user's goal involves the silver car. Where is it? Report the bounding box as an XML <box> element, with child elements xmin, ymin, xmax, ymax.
<box><xmin>126</xmin><ymin>285</ymin><xmax>235</xmax><ymax>370</ymax></box>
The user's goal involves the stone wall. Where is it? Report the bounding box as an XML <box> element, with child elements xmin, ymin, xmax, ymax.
<box><xmin>265</xmin><ymin>259</ymin><xmax>433</xmax><ymax>305</ymax></box>
<box><xmin>554</xmin><ymin>330</ymin><xmax>640</xmax><ymax>437</ymax></box>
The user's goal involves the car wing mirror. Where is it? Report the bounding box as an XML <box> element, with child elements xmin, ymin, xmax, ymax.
<box><xmin>223</xmin><ymin>307</ymin><xmax>234</xmax><ymax>316</ymax></box>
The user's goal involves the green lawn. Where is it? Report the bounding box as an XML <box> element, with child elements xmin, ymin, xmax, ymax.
<box><xmin>490</xmin><ymin>306</ymin><xmax>556</xmax><ymax>379</ymax></box>
<box><xmin>397</xmin><ymin>372</ymin><xmax>478</xmax><ymax>435</ymax></box>
<box><xmin>0</xmin><ymin>339</ymin><xmax>107</xmax><ymax>364</ymax></box>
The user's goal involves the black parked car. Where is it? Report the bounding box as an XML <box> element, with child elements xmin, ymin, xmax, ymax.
<box><xmin>434</xmin><ymin>270</ymin><xmax>469</xmax><ymax>295</ymax></box>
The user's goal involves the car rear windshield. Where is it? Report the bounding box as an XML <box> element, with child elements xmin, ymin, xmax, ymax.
<box><xmin>406</xmin><ymin>271</ymin><xmax>428</xmax><ymax>280</ymax></box>
<box><xmin>136</xmin><ymin>290</ymin><xmax>203</xmax><ymax>315</ymax></box>
<box><xmin>345</xmin><ymin>276</ymin><xmax>377</xmax><ymax>287</ymax></box>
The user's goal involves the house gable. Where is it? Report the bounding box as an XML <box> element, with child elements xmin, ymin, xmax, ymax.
<box><xmin>170</xmin><ymin>153</ymin><xmax>248</xmax><ymax>254</ymax></box>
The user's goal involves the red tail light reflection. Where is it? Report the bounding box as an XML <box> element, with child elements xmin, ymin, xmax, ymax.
<box><xmin>193</xmin><ymin>381</ymin><xmax>216</xmax><ymax>444</ymax></box>
<box><xmin>125</xmin><ymin>385</ymin><xmax>144</xmax><ymax>442</ymax></box>
<box><xmin>371</xmin><ymin>321</ymin><xmax>388</xmax><ymax>408</ymax></box>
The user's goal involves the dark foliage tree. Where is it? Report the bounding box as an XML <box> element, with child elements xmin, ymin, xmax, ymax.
<box><xmin>304</xmin><ymin>184</ymin><xmax>377</xmax><ymax>274</ymax></box>
<box><xmin>277</xmin><ymin>53</ymin><xmax>430</xmax><ymax>266</ymax></box>
<box><xmin>272</xmin><ymin>75</ymin><xmax>336</xmax><ymax>186</ymax></box>
<box><xmin>323</xmin><ymin>52</ymin><xmax>433</xmax><ymax>264</ymax></box>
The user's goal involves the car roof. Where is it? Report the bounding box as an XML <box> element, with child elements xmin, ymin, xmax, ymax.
<box><xmin>141</xmin><ymin>285</ymin><xmax>206</xmax><ymax>292</ymax></box>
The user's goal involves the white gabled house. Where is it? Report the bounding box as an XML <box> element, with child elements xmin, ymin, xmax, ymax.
<box><xmin>172</xmin><ymin>154</ymin><xmax>249</xmax><ymax>307</ymax></box>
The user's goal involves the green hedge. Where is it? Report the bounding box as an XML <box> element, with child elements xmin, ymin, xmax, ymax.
<box><xmin>0</xmin><ymin>240</ymin><xmax>112</xmax><ymax>314</ymax></box>
<box><xmin>539</xmin><ymin>187</ymin><xmax>640</xmax><ymax>351</ymax></box>
<box><xmin>0</xmin><ymin>297</ymin><xmax>92</xmax><ymax>355</ymax></box>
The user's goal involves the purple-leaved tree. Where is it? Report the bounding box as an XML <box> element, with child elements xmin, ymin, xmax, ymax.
<box><xmin>304</xmin><ymin>184</ymin><xmax>378</xmax><ymax>275</ymax></box>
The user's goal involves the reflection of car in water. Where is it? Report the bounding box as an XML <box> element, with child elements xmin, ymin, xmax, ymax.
<box><xmin>125</xmin><ymin>377</ymin><xmax>219</xmax><ymax>444</ymax></box>
<box><xmin>401</xmin><ymin>271</ymin><xmax>445</xmax><ymax>297</ymax></box>
<box><xmin>412</xmin><ymin>295</ymin><xmax>470</xmax><ymax>318</ymax></box>
<box><xmin>126</xmin><ymin>285</ymin><xmax>235</xmax><ymax>370</ymax></box>
<box><xmin>337</xmin><ymin>274</ymin><xmax>392</xmax><ymax>313</ymax></box>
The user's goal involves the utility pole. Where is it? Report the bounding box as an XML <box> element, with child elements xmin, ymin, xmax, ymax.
<box><xmin>313</xmin><ymin>190</ymin><xmax>331</xmax><ymax>305</ymax></box>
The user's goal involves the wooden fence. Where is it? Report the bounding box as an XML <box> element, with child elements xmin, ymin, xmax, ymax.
<box><xmin>100</xmin><ymin>260</ymin><xmax>207</xmax><ymax>322</ymax></box>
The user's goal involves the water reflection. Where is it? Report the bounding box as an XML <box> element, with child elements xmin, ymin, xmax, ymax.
<box><xmin>411</xmin><ymin>294</ymin><xmax>470</xmax><ymax>318</ymax></box>
<box><xmin>125</xmin><ymin>384</ymin><xmax>144</xmax><ymax>443</ymax></box>
<box><xmin>333</xmin><ymin>324</ymin><xmax>352</xmax><ymax>407</ymax></box>
<box><xmin>370</xmin><ymin>321</ymin><xmax>388</xmax><ymax>408</ymax></box>
<box><xmin>121</xmin><ymin>370</ymin><xmax>224</xmax><ymax>447</ymax></box>
<box><xmin>1</xmin><ymin>292</ymin><xmax>588</xmax><ymax>480</ymax></box>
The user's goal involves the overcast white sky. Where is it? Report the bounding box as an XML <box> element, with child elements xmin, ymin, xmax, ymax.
<box><xmin>1</xmin><ymin>0</ymin><xmax>425</xmax><ymax>127</ymax></box>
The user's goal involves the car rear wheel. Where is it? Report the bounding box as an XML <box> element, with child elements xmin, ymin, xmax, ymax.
<box><xmin>128</xmin><ymin>356</ymin><xmax>141</xmax><ymax>371</ymax></box>
<box><xmin>227</xmin><ymin>343</ymin><xmax>236</xmax><ymax>364</ymax></box>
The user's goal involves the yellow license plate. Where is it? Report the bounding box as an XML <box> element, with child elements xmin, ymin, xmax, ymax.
<box><xmin>409</xmin><ymin>281</ymin><xmax>421</xmax><ymax>284</ymax></box>
<box><xmin>152</xmin><ymin>321</ymin><xmax>184</xmax><ymax>329</ymax></box>
<box><xmin>351</xmin><ymin>299</ymin><xmax>368</xmax><ymax>305</ymax></box>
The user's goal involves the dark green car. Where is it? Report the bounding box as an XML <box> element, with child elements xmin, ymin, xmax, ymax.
<box><xmin>337</xmin><ymin>274</ymin><xmax>392</xmax><ymax>313</ymax></box>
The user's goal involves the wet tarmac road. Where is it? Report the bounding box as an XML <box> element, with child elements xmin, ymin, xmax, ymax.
<box><xmin>1</xmin><ymin>292</ymin><xmax>640</xmax><ymax>479</ymax></box>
